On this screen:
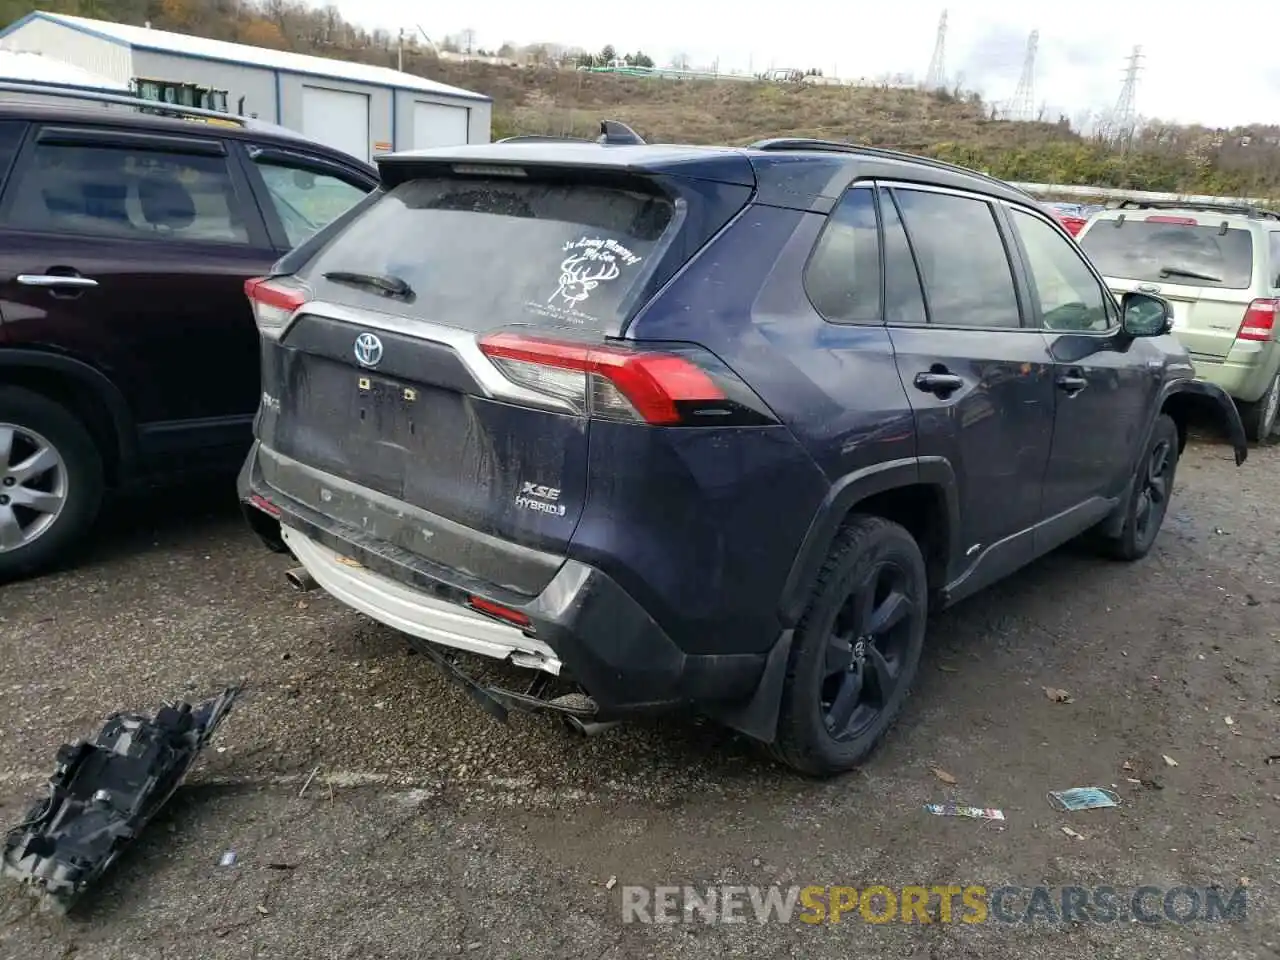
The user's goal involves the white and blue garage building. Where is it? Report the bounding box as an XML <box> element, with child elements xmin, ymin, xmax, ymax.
<box><xmin>0</xmin><ymin>11</ymin><xmax>491</xmax><ymax>162</ymax></box>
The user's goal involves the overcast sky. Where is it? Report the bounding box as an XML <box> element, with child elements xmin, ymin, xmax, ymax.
<box><xmin>333</xmin><ymin>0</ymin><xmax>1276</xmax><ymax>130</ymax></box>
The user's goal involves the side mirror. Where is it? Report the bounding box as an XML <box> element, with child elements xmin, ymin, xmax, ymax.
<box><xmin>1121</xmin><ymin>291</ymin><xmax>1173</xmax><ymax>337</ymax></box>
<box><xmin>292</xmin><ymin>169</ymin><xmax>316</xmax><ymax>191</ymax></box>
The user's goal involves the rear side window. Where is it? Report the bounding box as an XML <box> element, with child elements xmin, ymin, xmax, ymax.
<box><xmin>893</xmin><ymin>188</ymin><xmax>1022</xmax><ymax>329</ymax></box>
<box><xmin>879</xmin><ymin>189</ymin><xmax>928</xmax><ymax>326</ymax></box>
<box><xmin>805</xmin><ymin>185</ymin><xmax>881</xmax><ymax>324</ymax></box>
<box><xmin>1268</xmin><ymin>233</ymin><xmax>1280</xmax><ymax>287</ymax></box>
<box><xmin>1078</xmin><ymin>219</ymin><xmax>1254</xmax><ymax>289</ymax></box>
<box><xmin>7</xmin><ymin>140</ymin><xmax>249</xmax><ymax>243</ymax></box>
<box><xmin>302</xmin><ymin>175</ymin><xmax>676</xmax><ymax>336</ymax></box>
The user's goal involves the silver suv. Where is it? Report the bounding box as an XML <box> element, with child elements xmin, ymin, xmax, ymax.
<box><xmin>1077</xmin><ymin>201</ymin><xmax>1280</xmax><ymax>441</ymax></box>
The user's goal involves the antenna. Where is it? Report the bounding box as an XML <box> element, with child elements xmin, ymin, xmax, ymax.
<box><xmin>1099</xmin><ymin>45</ymin><xmax>1143</xmax><ymax>148</ymax></box>
<box><xmin>1008</xmin><ymin>29</ymin><xmax>1038</xmax><ymax>121</ymax></box>
<box><xmin>924</xmin><ymin>9</ymin><xmax>948</xmax><ymax>90</ymax></box>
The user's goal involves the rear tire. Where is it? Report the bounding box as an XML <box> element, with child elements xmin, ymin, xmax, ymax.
<box><xmin>1239</xmin><ymin>372</ymin><xmax>1280</xmax><ymax>443</ymax></box>
<box><xmin>1099</xmin><ymin>414</ymin><xmax>1179</xmax><ymax>562</ymax></box>
<box><xmin>0</xmin><ymin>387</ymin><xmax>105</xmax><ymax>583</ymax></box>
<box><xmin>771</xmin><ymin>514</ymin><xmax>927</xmax><ymax>777</ymax></box>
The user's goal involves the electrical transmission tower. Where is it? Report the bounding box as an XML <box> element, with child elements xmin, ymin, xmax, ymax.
<box><xmin>924</xmin><ymin>10</ymin><xmax>948</xmax><ymax>89</ymax></box>
<box><xmin>1101</xmin><ymin>45</ymin><xmax>1143</xmax><ymax>147</ymax></box>
<box><xmin>1008</xmin><ymin>29</ymin><xmax>1039</xmax><ymax>121</ymax></box>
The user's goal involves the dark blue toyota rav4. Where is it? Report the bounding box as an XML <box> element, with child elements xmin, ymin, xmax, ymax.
<box><xmin>238</xmin><ymin>123</ymin><xmax>1248</xmax><ymax>776</ymax></box>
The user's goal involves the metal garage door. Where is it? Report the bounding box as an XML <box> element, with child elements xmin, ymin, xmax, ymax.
<box><xmin>412</xmin><ymin>101</ymin><xmax>470</xmax><ymax>149</ymax></box>
<box><xmin>301</xmin><ymin>86</ymin><xmax>370</xmax><ymax>162</ymax></box>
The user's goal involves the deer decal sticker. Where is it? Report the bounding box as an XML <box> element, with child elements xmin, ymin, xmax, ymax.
<box><xmin>551</xmin><ymin>254</ymin><xmax>621</xmax><ymax>306</ymax></box>
<box><xmin>548</xmin><ymin>237</ymin><xmax>643</xmax><ymax>308</ymax></box>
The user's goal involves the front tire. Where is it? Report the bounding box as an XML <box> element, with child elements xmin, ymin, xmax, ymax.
<box><xmin>1100</xmin><ymin>413</ymin><xmax>1179</xmax><ymax>562</ymax></box>
<box><xmin>1239</xmin><ymin>371</ymin><xmax>1280</xmax><ymax>443</ymax></box>
<box><xmin>771</xmin><ymin>515</ymin><xmax>928</xmax><ymax>777</ymax></box>
<box><xmin>0</xmin><ymin>387</ymin><xmax>105</xmax><ymax>583</ymax></box>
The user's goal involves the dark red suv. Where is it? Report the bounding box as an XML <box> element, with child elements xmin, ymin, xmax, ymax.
<box><xmin>0</xmin><ymin>91</ymin><xmax>379</xmax><ymax>581</ymax></box>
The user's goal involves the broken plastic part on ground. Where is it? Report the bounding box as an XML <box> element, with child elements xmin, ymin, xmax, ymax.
<box><xmin>0</xmin><ymin>683</ymin><xmax>243</xmax><ymax>913</ymax></box>
<box><xmin>922</xmin><ymin>803</ymin><xmax>1005</xmax><ymax>821</ymax></box>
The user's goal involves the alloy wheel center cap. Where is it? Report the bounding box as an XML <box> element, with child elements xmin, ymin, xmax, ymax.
<box><xmin>852</xmin><ymin>638</ymin><xmax>868</xmax><ymax>663</ymax></box>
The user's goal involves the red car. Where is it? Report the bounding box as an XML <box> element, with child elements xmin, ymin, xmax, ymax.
<box><xmin>1044</xmin><ymin>202</ymin><xmax>1089</xmax><ymax>236</ymax></box>
<box><xmin>1055</xmin><ymin>213</ymin><xmax>1087</xmax><ymax>236</ymax></box>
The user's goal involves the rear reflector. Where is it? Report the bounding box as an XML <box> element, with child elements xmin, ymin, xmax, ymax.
<box><xmin>468</xmin><ymin>595</ymin><xmax>532</xmax><ymax>628</ymax></box>
<box><xmin>1238</xmin><ymin>299</ymin><xmax>1279</xmax><ymax>341</ymax></box>
<box><xmin>245</xmin><ymin>493</ymin><xmax>281</xmax><ymax>518</ymax></box>
<box><xmin>478</xmin><ymin>331</ymin><xmax>726</xmax><ymax>425</ymax></box>
<box><xmin>245</xmin><ymin>276</ymin><xmax>308</xmax><ymax>340</ymax></box>
<box><xmin>1146</xmin><ymin>215</ymin><xmax>1198</xmax><ymax>225</ymax></box>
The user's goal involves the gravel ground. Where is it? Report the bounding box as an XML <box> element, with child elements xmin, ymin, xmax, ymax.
<box><xmin>0</xmin><ymin>437</ymin><xmax>1277</xmax><ymax>959</ymax></box>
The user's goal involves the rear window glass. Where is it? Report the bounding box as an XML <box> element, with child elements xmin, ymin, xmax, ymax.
<box><xmin>302</xmin><ymin>175</ymin><xmax>676</xmax><ymax>335</ymax></box>
<box><xmin>1079</xmin><ymin>219</ymin><xmax>1254</xmax><ymax>289</ymax></box>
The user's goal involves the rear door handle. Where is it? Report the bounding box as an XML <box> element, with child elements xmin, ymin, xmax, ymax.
<box><xmin>913</xmin><ymin>371</ymin><xmax>965</xmax><ymax>396</ymax></box>
<box><xmin>17</xmin><ymin>274</ymin><xmax>98</xmax><ymax>288</ymax></box>
<box><xmin>1057</xmin><ymin>373</ymin><xmax>1088</xmax><ymax>395</ymax></box>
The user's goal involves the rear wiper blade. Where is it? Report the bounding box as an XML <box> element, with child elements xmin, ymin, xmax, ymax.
<box><xmin>1158</xmin><ymin>264</ymin><xmax>1222</xmax><ymax>283</ymax></box>
<box><xmin>322</xmin><ymin>270</ymin><xmax>414</xmax><ymax>299</ymax></box>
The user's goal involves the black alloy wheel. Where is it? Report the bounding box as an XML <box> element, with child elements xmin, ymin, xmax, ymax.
<box><xmin>772</xmin><ymin>514</ymin><xmax>928</xmax><ymax>777</ymax></box>
<box><xmin>820</xmin><ymin>559</ymin><xmax>914</xmax><ymax>743</ymax></box>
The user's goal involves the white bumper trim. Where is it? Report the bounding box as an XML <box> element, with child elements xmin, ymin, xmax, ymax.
<box><xmin>281</xmin><ymin>525</ymin><xmax>561</xmax><ymax>675</ymax></box>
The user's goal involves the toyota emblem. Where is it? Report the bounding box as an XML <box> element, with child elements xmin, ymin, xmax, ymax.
<box><xmin>353</xmin><ymin>332</ymin><xmax>383</xmax><ymax>368</ymax></box>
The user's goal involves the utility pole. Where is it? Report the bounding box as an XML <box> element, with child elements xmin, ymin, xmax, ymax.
<box><xmin>924</xmin><ymin>9</ymin><xmax>948</xmax><ymax>89</ymax></box>
<box><xmin>1008</xmin><ymin>29</ymin><xmax>1038</xmax><ymax>122</ymax></box>
<box><xmin>397</xmin><ymin>27</ymin><xmax>403</xmax><ymax>72</ymax></box>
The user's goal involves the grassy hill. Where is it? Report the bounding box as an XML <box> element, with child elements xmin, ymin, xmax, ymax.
<box><xmin>7</xmin><ymin>0</ymin><xmax>1279</xmax><ymax>198</ymax></box>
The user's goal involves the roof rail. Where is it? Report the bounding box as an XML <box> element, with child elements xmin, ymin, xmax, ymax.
<box><xmin>597</xmin><ymin>120</ymin><xmax>646</xmax><ymax>145</ymax></box>
<box><xmin>1113</xmin><ymin>197</ymin><xmax>1280</xmax><ymax>220</ymax></box>
<box><xmin>751</xmin><ymin>137</ymin><xmax>868</xmax><ymax>155</ymax></box>
<box><xmin>748</xmin><ymin>137</ymin><xmax>1035</xmax><ymax>198</ymax></box>
<box><xmin>496</xmin><ymin>134</ymin><xmax>593</xmax><ymax>144</ymax></box>
<box><xmin>0</xmin><ymin>79</ymin><xmax>249</xmax><ymax>126</ymax></box>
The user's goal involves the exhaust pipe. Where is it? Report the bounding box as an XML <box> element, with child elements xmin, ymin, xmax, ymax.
<box><xmin>285</xmin><ymin>566</ymin><xmax>318</xmax><ymax>592</ymax></box>
<box><xmin>563</xmin><ymin>715</ymin><xmax>622</xmax><ymax>737</ymax></box>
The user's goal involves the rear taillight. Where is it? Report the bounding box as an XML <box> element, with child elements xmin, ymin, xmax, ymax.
<box><xmin>477</xmin><ymin>331</ymin><xmax>776</xmax><ymax>427</ymax></box>
<box><xmin>245</xmin><ymin>276</ymin><xmax>308</xmax><ymax>340</ymax></box>
<box><xmin>1238</xmin><ymin>299</ymin><xmax>1279</xmax><ymax>341</ymax></box>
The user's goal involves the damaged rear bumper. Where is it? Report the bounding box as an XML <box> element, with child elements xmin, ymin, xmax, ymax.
<box><xmin>237</xmin><ymin>442</ymin><xmax>767</xmax><ymax>718</ymax></box>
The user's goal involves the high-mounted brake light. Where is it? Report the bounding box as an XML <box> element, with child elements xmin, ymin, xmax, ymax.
<box><xmin>245</xmin><ymin>276</ymin><xmax>308</xmax><ymax>340</ymax></box>
<box><xmin>1146</xmin><ymin>215</ymin><xmax>1198</xmax><ymax>225</ymax></box>
<box><xmin>478</xmin><ymin>331</ymin><xmax>728</xmax><ymax>425</ymax></box>
<box><xmin>1238</xmin><ymin>299</ymin><xmax>1278</xmax><ymax>342</ymax></box>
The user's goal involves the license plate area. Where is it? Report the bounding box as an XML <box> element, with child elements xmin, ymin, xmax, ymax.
<box><xmin>356</xmin><ymin>374</ymin><xmax>422</xmax><ymax>434</ymax></box>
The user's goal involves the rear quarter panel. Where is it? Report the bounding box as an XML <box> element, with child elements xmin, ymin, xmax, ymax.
<box><xmin>590</xmin><ymin>204</ymin><xmax>915</xmax><ymax>655</ymax></box>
